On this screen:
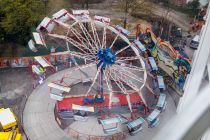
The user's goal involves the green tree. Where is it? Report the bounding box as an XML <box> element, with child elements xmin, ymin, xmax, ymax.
<box><xmin>187</xmin><ymin>0</ymin><xmax>200</xmax><ymax>14</ymax></box>
<box><xmin>117</xmin><ymin>0</ymin><xmax>152</xmax><ymax>29</ymax></box>
<box><xmin>0</xmin><ymin>0</ymin><xmax>45</xmax><ymax>45</ymax></box>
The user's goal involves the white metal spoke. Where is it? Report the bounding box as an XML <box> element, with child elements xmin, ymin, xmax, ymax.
<box><xmin>115</xmin><ymin>44</ymin><xmax>132</xmax><ymax>55</ymax></box>
<box><xmin>70</xmin><ymin>51</ymin><xmax>95</xmax><ymax>59</ymax></box>
<box><xmin>77</xmin><ymin>23</ymin><xmax>98</xmax><ymax>53</ymax></box>
<box><xmin>110</xmin><ymin>33</ymin><xmax>120</xmax><ymax>49</ymax></box>
<box><xmin>107</xmin><ymin>68</ymin><xmax>127</xmax><ymax>93</ymax></box>
<box><xmin>67</xmin><ymin>28</ymin><xmax>96</xmax><ymax>54</ymax></box>
<box><xmin>90</xmin><ymin>22</ymin><xmax>99</xmax><ymax>50</ymax></box>
<box><xmin>112</xmin><ymin>65</ymin><xmax>155</xmax><ymax>95</ymax></box>
<box><xmin>78</xmin><ymin>22</ymin><xmax>99</xmax><ymax>52</ymax></box>
<box><xmin>104</xmin><ymin>69</ymin><xmax>114</xmax><ymax>109</ymax></box>
<box><xmin>85</xmin><ymin>63</ymin><xmax>103</xmax><ymax>96</ymax></box>
<box><xmin>54</xmin><ymin>19</ymin><xmax>96</xmax><ymax>53</ymax></box>
<box><xmin>48</xmin><ymin>33</ymin><xmax>94</xmax><ymax>54</ymax></box>
<box><xmin>66</xmin><ymin>36</ymin><xmax>93</xmax><ymax>53</ymax></box>
<box><xmin>116</xmin><ymin>56</ymin><xmax>141</xmax><ymax>62</ymax></box>
<box><xmin>102</xmin><ymin>26</ymin><xmax>107</xmax><ymax>48</ymax></box>
<box><xmin>57</xmin><ymin>63</ymin><xmax>96</xmax><ymax>82</ymax></box>
<box><xmin>115</xmin><ymin>61</ymin><xmax>145</xmax><ymax>71</ymax></box>
<box><xmin>110</xmin><ymin>67</ymin><xmax>147</xmax><ymax>106</ymax></box>
<box><xmin>53</xmin><ymin>20</ymin><xmax>88</xmax><ymax>45</ymax></box>
<box><xmin>112</xmin><ymin>66</ymin><xmax>142</xmax><ymax>85</ymax></box>
<box><xmin>48</xmin><ymin>33</ymin><xmax>86</xmax><ymax>53</ymax></box>
<box><xmin>54</xmin><ymin>19</ymin><xmax>78</xmax><ymax>29</ymax></box>
<box><xmin>65</xmin><ymin>21</ymin><xmax>78</xmax><ymax>51</ymax></box>
<box><xmin>66</xmin><ymin>63</ymin><xmax>96</xmax><ymax>75</ymax></box>
<box><xmin>72</xmin><ymin>59</ymin><xmax>97</xmax><ymax>86</ymax></box>
<box><xmin>111</xmin><ymin>66</ymin><xmax>143</xmax><ymax>87</ymax></box>
<box><xmin>67</xmin><ymin>56</ymin><xmax>102</xmax><ymax>91</ymax></box>
<box><xmin>65</xmin><ymin>21</ymin><xmax>78</xmax><ymax>37</ymax></box>
<box><xmin>70</xmin><ymin>60</ymin><xmax>98</xmax><ymax>84</ymax></box>
<box><xmin>126</xmin><ymin>94</ymin><xmax>132</xmax><ymax>113</ymax></box>
<box><xmin>107</xmin><ymin>68</ymin><xmax>133</xmax><ymax>112</ymax></box>
<box><xmin>70</xmin><ymin>52</ymin><xmax>95</xmax><ymax>62</ymax></box>
<box><xmin>66</xmin><ymin>12</ymin><xmax>95</xmax><ymax>50</ymax></box>
<box><xmin>90</xmin><ymin>21</ymin><xmax>101</xmax><ymax>49</ymax></box>
<box><xmin>112</xmin><ymin>65</ymin><xmax>145</xmax><ymax>84</ymax></box>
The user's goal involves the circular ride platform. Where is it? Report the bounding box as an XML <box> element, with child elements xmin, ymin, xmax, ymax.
<box><xmin>23</xmin><ymin>65</ymin><xmax>176</xmax><ymax>140</ymax></box>
<box><xmin>24</xmin><ymin>9</ymin><xmax>178</xmax><ymax>140</ymax></box>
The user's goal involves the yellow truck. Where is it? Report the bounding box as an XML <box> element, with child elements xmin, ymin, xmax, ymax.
<box><xmin>0</xmin><ymin>108</ymin><xmax>22</xmax><ymax>140</ymax></box>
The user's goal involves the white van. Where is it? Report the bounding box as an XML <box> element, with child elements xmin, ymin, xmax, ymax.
<box><xmin>190</xmin><ymin>35</ymin><xmax>200</xmax><ymax>49</ymax></box>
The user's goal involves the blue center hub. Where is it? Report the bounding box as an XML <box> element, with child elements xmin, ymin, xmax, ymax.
<box><xmin>97</xmin><ymin>48</ymin><xmax>116</xmax><ymax>69</ymax></box>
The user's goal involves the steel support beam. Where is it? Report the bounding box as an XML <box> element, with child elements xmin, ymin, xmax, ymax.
<box><xmin>177</xmin><ymin>5</ymin><xmax>210</xmax><ymax>113</ymax></box>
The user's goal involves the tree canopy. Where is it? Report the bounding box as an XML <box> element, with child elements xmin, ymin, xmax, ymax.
<box><xmin>117</xmin><ymin>0</ymin><xmax>152</xmax><ymax>28</ymax></box>
<box><xmin>187</xmin><ymin>0</ymin><xmax>200</xmax><ymax>14</ymax></box>
<box><xmin>0</xmin><ymin>0</ymin><xmax>45</xmax><ymax>45</ymax></box>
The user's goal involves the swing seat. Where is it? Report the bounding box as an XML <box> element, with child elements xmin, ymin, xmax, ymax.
<box><xmin>129</xmin><ymin>127</ymin><xmax>143</xmax><ymax>136</ymax></box>
<box><xmin>104</xmin><ymin>127</ymin><xmax>118</xmax><ymax>133</ymax></box>
<box><xmin>74</xmin><ymin>114</ymin><xmax>88</xmax><ymax>122</ymax></box>
<box><xmin>150</xmin><ymin>118</ymin><xmax>160</xmax><ymax>128</ymax></box>
<box><xmin>148</xmin><ymin>57</ymin><xmax>158</xmax><ymax>71</ymax></box>
<box><xmin>127</xmin><ymin>117</ymin><xmax>145</xmax><ymax>135</ymax></box>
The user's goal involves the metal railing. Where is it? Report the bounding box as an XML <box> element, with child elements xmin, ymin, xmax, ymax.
<box><xmin>66</xmin><ymin>126</ymin><xmax>128</xmax><ymax>140</ymax></box>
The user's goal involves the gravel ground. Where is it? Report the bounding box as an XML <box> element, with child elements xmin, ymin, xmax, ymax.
<box><xmin>0</xmin><ymin>68</ymin><xmax>34</xmax><ymax>136</ymax></box>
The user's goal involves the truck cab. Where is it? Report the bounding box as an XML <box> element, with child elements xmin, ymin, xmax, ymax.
<box><xmin>0</xmin><ymin>108</ymin><xmax>22</xmax><ymax>140</ymax></box>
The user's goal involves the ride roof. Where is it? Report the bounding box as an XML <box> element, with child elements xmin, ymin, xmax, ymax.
<box><xmin>0</xmin><ymin>108</ymin><xmax>17</xmax><ymax>130</ymax></box>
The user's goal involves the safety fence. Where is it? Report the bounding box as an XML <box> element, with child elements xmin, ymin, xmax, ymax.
<box><xmin>0</xmin><ymin>51</ymin><xmax>81</xmax><ymax>69</ymax></box>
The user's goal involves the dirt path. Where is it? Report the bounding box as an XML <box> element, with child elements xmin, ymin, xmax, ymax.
<box><xmin>152</xmin><ymin>4</ymin><xmax>191</xmax><ymax>31</ymax></box>
<box><xmin>0</xmin><ymin>68</ymin><xmax>33</xmax><ymax>140</ymax></box>
<box><xmin>47</xmin><ymin>0</ymin><xmax>72</xmax><ymax>16</ymax></box>
<box><xmin>88</xmin><ymin>0</ymin><xmax>191</xmax><ymax>31</ymax></box>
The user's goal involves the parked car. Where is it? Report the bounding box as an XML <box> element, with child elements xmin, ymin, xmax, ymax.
<box><xmin>190</xmin><ymin>35</ymin><xmax>200</xmax><ymax>49</ymax></box>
